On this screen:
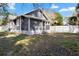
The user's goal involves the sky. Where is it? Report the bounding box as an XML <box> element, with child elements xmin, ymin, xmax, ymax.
<box><xmin>8</xmin><ymin>3</ymin><xmax>77</xmax><ymax>17</ymax></box>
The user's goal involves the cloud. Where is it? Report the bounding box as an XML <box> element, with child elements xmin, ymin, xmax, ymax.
<box><xmin>50</xmin><ymin>4</ymin><xmax>59</xmax><ymax>9</ymax></box>
<box><xmin>59</xmin><ymin>9</ymin><xmax>68</xmax><ymax>12</ymax></box>
<box><xmin>8</xmin><ymin>3</ymin><xmax>15</xmax><ymax>10</ymax></box>
<box><xmin>68</xmin><ymin>7</ymin><xmax>75</xmax><ymax>11</ymax></box>
<box><xmin>59</xmin><ymin>7</ymin><xmax>75</xmax><ymax>12</ymax></box>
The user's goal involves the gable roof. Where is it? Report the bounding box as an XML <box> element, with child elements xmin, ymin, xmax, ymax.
<box><xmin>8</xmin><ymin>9</ymin><xmax>54</xmax><ymax>24</ymax></box>
<box><xmin>41</xmin><ymin>9</ymin><xmax>54</xmax><ymax>23</ymax></box>
<box><xmin>25</xmin><ymin>8</ymin><xmax>54</xmax><ymax>23</ymax></box>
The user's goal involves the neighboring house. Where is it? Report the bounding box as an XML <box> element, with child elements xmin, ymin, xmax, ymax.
<box><xmin>8</xmin><ymin>9</ymin><xmax>53</xmax><ymax>35</ymax></box>
<box><xmin>63</xmin><ymin>17</ymin><xmax>69</xmax><ymax>25</ymax></box>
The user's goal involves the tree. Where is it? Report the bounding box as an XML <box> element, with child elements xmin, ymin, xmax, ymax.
<box><xmin>0</xmin><ymin>3</ymin><xmax>8</xmax><ymax>16</ymax></box>
<box><xmin>54</xmin><ymin>12</ymin><xmax>63</xmax><ymax>25</ymax></box>
<box><xmin>68</xmin><ymin>16</ymin><xmax>78</xmax><ymax>25</ymax></box>
<box><xmin>0</xmin><ymin>3</ymin><xmax>12</xmax><ymax>25</ymax></box>
<box><xmin>68</xmin><ymin>3</ymin><xmax>79</xmax><ymax>25</ymax></box>
<box><xmin>76</xmin><ymin>3</ymin><xmax>79</xmax><ymax>25</ymax></box>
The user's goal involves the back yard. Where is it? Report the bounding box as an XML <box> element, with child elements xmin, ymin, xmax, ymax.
<box><xmin>0</xmin><ymin>32</ymin><xmax>79</xmax><ymax>56</ymax></box>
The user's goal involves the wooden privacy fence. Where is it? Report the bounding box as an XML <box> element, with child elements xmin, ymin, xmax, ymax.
<box><xmin>51</xmin><ymin>26</ymin><xmax>79</xmax><ymax>33</ymax></box>
<box><xmin>0</xmin><ymin>25</ymin><xmax>79</xmax><ymax>33</ymax></box>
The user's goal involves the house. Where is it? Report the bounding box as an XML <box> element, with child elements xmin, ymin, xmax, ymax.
<box><xmin>8</xmin><ymin>9</ymin><xmax>53</xmax><ymax>35</ymax></box>
<box><xmin>63</xmin><ymin>17</ymin><xmax>69</xmax><ymax>25</ymax></box>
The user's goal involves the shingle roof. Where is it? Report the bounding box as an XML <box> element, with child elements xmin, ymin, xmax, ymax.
<box><xmin>8</xmin><ymin>8</ymin><xmax>54</xmax><ymax>24</ymax></box>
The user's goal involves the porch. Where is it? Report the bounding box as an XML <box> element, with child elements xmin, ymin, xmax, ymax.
<box><xmin>9</xmin><ymin>16</ymin><xmax>51</xmax><ymax>35</ymax></box>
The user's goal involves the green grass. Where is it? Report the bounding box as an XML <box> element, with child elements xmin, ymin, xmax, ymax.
<box><xmin>0</xmin><ymin>32</ymin><xmax>79</xmax><ymax>55</ymax></box>
<box><xmin>58</xmin><ymin>39</ymin><xmax>79</xmax><ymax>55</ymax></box>
<box><xmin>0</xmin><ymin>31</ymin><xmax>8</xmax><ymax>36</ymax></box>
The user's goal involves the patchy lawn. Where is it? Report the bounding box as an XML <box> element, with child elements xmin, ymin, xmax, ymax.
<box><xmin>0</xmin><ymin>32</ymin><xmax>79</xmax><ymax>56</ymax></box>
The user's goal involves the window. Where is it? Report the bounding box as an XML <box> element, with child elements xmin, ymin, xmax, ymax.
<box><xmin>30</xmin><ymin>19</ymin><xmax>39</xmax><ymax>31</ymax></box>
<box><xmin>21</xmin><ymin>18</ymin><xmax>28</xmax><ymax>31</ymax></box>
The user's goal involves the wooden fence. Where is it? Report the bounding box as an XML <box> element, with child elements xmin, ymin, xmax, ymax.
<box><xmin>51</xmin><ymin>26</ymin><xmax>79</xmax><ymax>33</ymax></box>
<box><xmin>0</xmin><ymin>25</ymin><xmax>79</xmax><ymax>33</ymax></box>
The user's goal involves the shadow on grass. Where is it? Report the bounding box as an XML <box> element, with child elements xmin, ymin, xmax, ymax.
<box><xmin>0</xmin><ymin>34</ymin><xmax>27</xmax><ymax>56</ymax></box>
<box><xmin>13</xmin><ymin>34</ymin><xmax>75</xmax><ymax>56</ymax></box>
<box><xmin>0</xmin><ymin>33</ymin><xmax>79</xmax><ymax>56</ymax></box>
<box><xmin>0</xmin><ymin>31</ymin><xmax>8</xmax><ymax>36</ymax></box>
